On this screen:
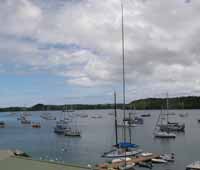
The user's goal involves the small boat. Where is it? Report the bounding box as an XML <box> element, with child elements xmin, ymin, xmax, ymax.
<box><xmin>179</xmin><ymin>113</ymin><xmax>189</xmax><ymax>118</ymax></box>
<box><xmin>64</xmin><ymin>128</ymin><xmax>81</xmax><ymax>137</ymax></box>
<box><xmin>186</xmin><ymin>161</ymin><xmax>200</xmax><ymax>170</ymax></box>
<box><xmin>112</xmin><ymin>157</ymin><xmax>132</xmax><ymax>163</ymax></box>
<box><xmin>80</xmin><ymin>115</ymin><xmax>88</xmax><ymax>118</ymax></box>
<box><xmin>134</xmin><ymin>117</ymin><xmax>144</xmax><ymax>125</ymax></box>
<box><xmin>160</xmin><ymin>153</ymin><xmax>175</xmax><ymax>162</ymax></box>
<box><xmin>54</xmin><ymin>125</ymin><xmax>68</xmax><ymax>134</ymax></box>
<box><xmin>154</xmin><ymin>131</ymin><xmax>176</xmax><ymax>138</ymax></box>
<box><xmin>137</xmin><ymin>162</ymin><xmax>153</xmax><ymax>169</ymax></box>
<box><xmin>91</xmin><ymin>115</ymin><xmax>102</xmax><ymax>119</ymax></box>
<box><xmin>140</xmin><ymin>152</ymin><xmax>153</xmax><ymax>157</ymax></box>
<box><xmin>0</xmin><ymin>121</ymin><xmax>5</xmax><ymax>128</ymax></box>
<box><xmin>151</xmin><ymin>158</ymin><xmax>167</xmax><ymax>163</ymax></box>
<box><xmin>32</xmin><ymin>122</ymin><xmax>41</xmax><ymax>128</ymax></box>
<box><xmin>119</xmin><ymin>163</ymin><xmax>135</xmax><ymax>170</ymax></box>
<box><xmin>141</xmin><ymin>114</ymin><xmax>151</xmax><ymax>117</ymax></box>
<box><xmin>21</xmin><ymin>117</ymin><xmax>31</xmax><ymax>124</ymax></box>
<box><xmin>40</xmin><ymin>113</ymin><xmax>56</xmax><ymax>120</ymax></box>
<box><xmin>198</xmin><ymin>119</ymin><xmax>200</xmax><ymax>123</ymax></box>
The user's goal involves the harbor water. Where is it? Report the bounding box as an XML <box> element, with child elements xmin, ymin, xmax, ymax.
<box><xmin>0</xmin><ymin>109</ymin><xmax>199</xmax><ymax>170</ymax></box>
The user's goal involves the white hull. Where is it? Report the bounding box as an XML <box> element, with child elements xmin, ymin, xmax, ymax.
<box><xmin>102</xmin><ymin>149</ymin><xmax>142</xmax><ymax>158</ymax></box>
<box><xmin>154</xmin><ymin>131</ymin><xmax>176</xmax><ymax>138</ymax></box>
<box><xmin>151</xmin><ymin>158</ymin><xmax>167</xmax><ymax>163</ymax></box>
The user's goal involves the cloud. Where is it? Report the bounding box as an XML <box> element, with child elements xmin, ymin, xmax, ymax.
<box><xmin>1</xmin><ymin>0</ymin><xmax>200</xmax><ymax>101</ymax></box>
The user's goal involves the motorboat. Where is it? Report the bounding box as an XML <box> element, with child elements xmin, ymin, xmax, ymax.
<box><xmin>112</xmin><ymin>157</ymin><xmax>131</xmax><ymax>163</ymax></box>
<box><xmin>64</xmin><ymin>128</ymin><xmax>81</xmax><ymax>137</ymax></box>
<box><xmin>54</xmin><ymin>124</ymin><xmax>68</xmax><ymax>134</ymax></box>
<box><xmin>160</xmin><ymin>153</ymin><xmax>175</xmax><ymax>162</ymax></box>
<box><xmin>140</xmin><ymin>152</ymin><xmax>153</xmax><ymax>157</ymax></box>
<box><xmin>186</xmin><ymin>161</ymin><xmax>200</xmax><ymax>170</ymax></box>
<box><xmin>151</xmin><ymin>158</ymin><xmax>167</xmax><ymax>163</ymax></box>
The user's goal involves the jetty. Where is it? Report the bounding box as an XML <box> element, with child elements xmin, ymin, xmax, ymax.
<box><xmin>0</xmin><ymin>150</ymin><xmax>91</xmax><ymax>170</ymax></box>
<box><xmin>97</xmin><ymin>154</ymin><xmax>159</xmax><ymax>170</ymax></box>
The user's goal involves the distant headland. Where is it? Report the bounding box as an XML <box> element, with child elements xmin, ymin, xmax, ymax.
<box><xmin>1</xmin><ymin>96</ymin><xmax>200</xmax><ymax>112</ymax></box>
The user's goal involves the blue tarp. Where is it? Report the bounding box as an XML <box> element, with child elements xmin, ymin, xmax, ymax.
<box><xmin>118</xmin><ymin>142</ymin><xmax>138</xmax><ymax>148</ymax></box>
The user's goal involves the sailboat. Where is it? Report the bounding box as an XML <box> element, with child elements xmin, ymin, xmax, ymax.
<box><xmin>102</xmin><ymin>93</ymin><xmax>142</xmax><ymax>158</ymax></box>
<box><xmin>179</xmin><ymin>102</ymin><xmax>189</xmax><ymax>118</ymax></box>
<box><xmin>154</xmin><ymin>108</ymin><xmax>176</xmax><ymax>138</ymax></box>
<box><xmin>159</xmin><ymin>93</ymin><xmax>185</xmax><ymax>132</ymax></box>
<box><xmin>102</xmin><ymin>1</ymin><xmax>142</xmax><ymax>161</ymax></box>
<box><xmin>64</xmin><ymin>113</ymin><xmax>81</xmax><ymax>137</ymax></box>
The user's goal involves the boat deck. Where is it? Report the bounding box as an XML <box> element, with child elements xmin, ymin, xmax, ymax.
<box><xmin>0</xmin><ymin>150</ymin><xmax>90</xmax><ymax>170</ymax></box>
<box><xmin>97</xmin><ymin>154</ymin><xmax>159</xmax><ymax>170</ymax></box>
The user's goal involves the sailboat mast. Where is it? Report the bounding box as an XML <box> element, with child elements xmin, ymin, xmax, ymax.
<box><xmin>166</xmin><ymin>92</ymin><xmax>169</xmax><ymax>123</ymax></box>
<box><xmin>114</xmin><ymin>91</ymin><xmax>118</xmax><ymax>146</ymax></box>
<box><xmin>121</xmin><ymin>0</ymin><xmax>126</xmax><ymax>143</ymax></box>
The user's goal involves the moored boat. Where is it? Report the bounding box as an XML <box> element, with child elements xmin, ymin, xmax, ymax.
<box><xmin>32</xmin><ymin>122</ymin><xmax>41</xmax><ymax>128</ymax></box>
<box><xmin>154</xmin><ymin>131</ymin><xmax>176</xmax><ymax>138</ymax></box>
<box><xmin>0</xmin><ymin>121</ymin><xmax>5</xmax><ymax>128</ymax></box>
<box><xmin>102</xmin><ymin>148</ymin><xmax>142</xmax><ymax>158</ymax></box>
<box><xmin>137</xmin><ymin>162</ymin><xmax>153</xmax><ymax>169</ymax></box>
<box><xmin>186</xmin><ymin>161</ymin><xmax>200</xmax><ymax>170</ymax></box>
<box><xmin>160</xmin><ymin>153</ymin><xmax>175</xmax><ymax>162</ymax></box>
<box><xmin>64</xmin><ymin>128</ymin><xmax>81</xmax><ymax>137</ymax></box>
<box><xmin>119</xmin><ymin>163</ymin><xmax>135</xmax><ymax>170</ymax></box>
<box><xmin>151</xmin><ymin>158</ymin><xmax>167</xmax><ymax>163</ymax></box>
<box><xmin>40</xmin><ymin>113</ymin><xmax>56</xmax><ymax>120</ymax></box>
<box><xmin>159</xmin><ymin>122</ymin><xmax>185</xmax><ymax>132</ymax></box>
<box><xmin>141</xmin><ymin>114</ymin><xmax>151</xmax><ymax>117</ymax></box>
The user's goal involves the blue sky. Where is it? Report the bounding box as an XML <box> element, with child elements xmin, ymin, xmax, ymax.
<box><xmin>0</xmin><ymin>0</ymin><xmax>200</xmax><ymax>106</ymax></box>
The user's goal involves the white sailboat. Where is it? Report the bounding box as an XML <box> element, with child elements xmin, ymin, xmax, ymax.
<box><xmin>159</xmin><ymin>93</ymin><xmax>185</xmax><ymax>132</ymax></box>
<box><xmin>102</xmin><ymin>1</ymin><xmax>142</xmax><ymax>160</ymax></box>
<box><xmin>154</xmin><ymin>109</ymin><xmax>176</xmax><ymax>138</ymax></box>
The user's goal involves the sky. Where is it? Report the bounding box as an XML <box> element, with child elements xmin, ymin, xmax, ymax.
<box><xmin>0</xmin><ymin>0</ymin><xmax>199</xmax><ymax>107</ymax></box>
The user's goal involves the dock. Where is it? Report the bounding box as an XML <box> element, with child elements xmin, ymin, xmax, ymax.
<box><xmin>97</xmin><ymin>154</ymin><xmax>159</xmax><ymax>170</ymax></box>
<box><xmin>0</xmin><ymin>150</ymin><xmax>91</xmax><ymax>170</ymax></box>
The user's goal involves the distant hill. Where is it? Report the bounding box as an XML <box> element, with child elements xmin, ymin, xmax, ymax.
<box><xmin>129</xmin><ymin>96</ymin><xmax>200</xmax><ymax>110</ymax></box>
<box><xmin>0</xmin><ymin>96</ymin><xmax>200</xmax><ymax>112</ymax></box>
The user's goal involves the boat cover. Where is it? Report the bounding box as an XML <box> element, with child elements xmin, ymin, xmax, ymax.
<box><xmin>118</xmin><ymin>142</ymin><xmax>138</xmax><ymax>148</ymax></box>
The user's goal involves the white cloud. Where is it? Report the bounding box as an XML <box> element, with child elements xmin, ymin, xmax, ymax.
<box><xmin>1</xmin><ymin>0</ymin><xmax>200</xmax><ymax>100</ymax></box>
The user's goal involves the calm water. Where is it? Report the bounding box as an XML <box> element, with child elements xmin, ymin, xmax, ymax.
<box><xmin>0</xmin><ymin>109</ymin><xmax>200</xmax><ymax>170</ymax></box>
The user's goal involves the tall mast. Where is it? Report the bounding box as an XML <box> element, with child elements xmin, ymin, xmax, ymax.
<box><xmin>121</xmin><ymin>0</ymin><xmax>126</xmax><ymax>144</ymax></box>
<box><xmin>166</xmin><ymin>92</ymin><xmax>169</xmax><ymax>123</ymax></box>
<box><xmin>114</xmin><ymin>91</ymin><xmax>118</xmax><ymax>146</ymax></box>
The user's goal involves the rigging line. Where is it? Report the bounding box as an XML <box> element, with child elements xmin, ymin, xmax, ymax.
<box><xmin>121</xmin><ymin>0</ymin><xmax>126</xmax><ymax>144</ymax></box>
